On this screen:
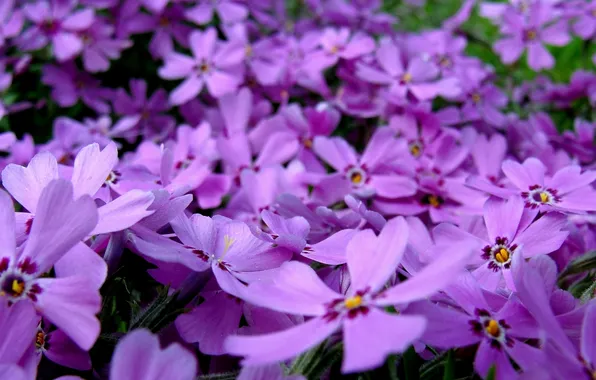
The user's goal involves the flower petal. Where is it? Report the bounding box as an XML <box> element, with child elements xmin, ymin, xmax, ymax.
<box><xmin>21</xmin><ymin>180</ymin><xmax>98</xmax><ymax>274</ymax></box>
<box><xmin>225</xmin><ymin>316</ymin><xmax>340</xmax><ymax>366</ymax></box>
<box><xmin>347</xmin><ymin>217</ymin><xmax>408</xmax><ymax>294</ymax></box>
<box><xmin>342</xmin><ymin>309</ymin><xmax>426</xmax><ymax>373</ymax></box>
<box><xmin>35</xmin><ymin>276</ymin><xmax>101</xmax><ymax>350</ymax></box>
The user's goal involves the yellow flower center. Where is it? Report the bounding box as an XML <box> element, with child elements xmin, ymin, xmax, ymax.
<box><xmin>525</xmin><ymin>30</ymin><xmax>537</xmax><ymax>41</ymax></box>
<box><xmin>485</xmin><ymin>319</ymin><xmax>500</xmax><ymax>338</ymax></box>
<box><xmin>35</xmin><ymin>331</ymin><xmax>46</xmax><ymax>349</ymax></box>
<box><xmin>428</xmin><ymin>195</ymin><xmax>441</xmax><ymax>208</ymax></box>
<box><xmin>494</xmin><ymin>248</ymin><xmax>510</xmax><ymax>263</ymax></box>
<box><xmin>344</xmin><ymin>296</ymin><xmax>362</xmax><ymax>309</ymax></box>
<box><xmin>409</xmin><ymin>144</ymin><xmax>421</xmax><ymax>157</ymax></box>
<box><xmin>439</xmin><ymin>56</ymin><xmax>452</xmax><ymax>67</ymax></box>
<box><xmin>350</xmin><ymin>172</ymin><xmax>363</xmax><ymax>184</ymax></box>
<box><xmin>199</xmin><ymin>62</ymin><xmax>210</xmax><ymax>73</ymax></box>
<box><xmin>11</xmin><ymin>279</ymin><xmax>25</xmax><ymax>296</ymax></box>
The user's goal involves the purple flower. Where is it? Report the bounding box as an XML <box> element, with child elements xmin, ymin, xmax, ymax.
<box><xmin>19</xmin><ymin>0</ymin><xmax>95</xmax><ymax>61</ymax></box>
<box><xmin>224</xmin><ymin>23</ymin><xmax>286</xmax><ymax>86</ymax></box>
<box><xmin>225</xmin><ymin>217</ymin><xmax>473</xmax><ymax>373</ymax></box>
<box><xmin>408</xmin><ymin>272</ymin><xmax>544</xmax><ymax>380</ymax></box>
<box><xmin>112</xmin><ymin>79</ymin><xmax>175</xmax><ymax>140</ymax></box>
<box><xmin>356</xmin><ymin>38</ymin><xmax>461</xmax><ymax>102</ymax></box>
<box><xmin>110</xmin><ymin>329</ymin><xmax>197</xmax><ymax>380</ymax></box>
<box><xmin>29</xmin><ymin>322</ymin><xmax>92</xmax><ymax>371</ymax></box>
<box><xmin>125</xmin><ymin>2</ymin><xmax>191</xmax><ymax>59</ymax></box>
<box><xmin>433</xmin><ymin>196</ymin><xmax>568</xmax><ymax>290</ymax></box>
<box><xmin>0</xmin><ymin>180</ymin><xmax>101</xmax><ymax>350</ymax></box>
<box><xmin>158</xmin><ymin>28</ymin><xmax>244</xmax><ymax>104</ymax></box>
<box><xmin>0</xmin><ymin>0</ymin><xmax>23</xmax><ymax>48</ymax></box>
<box><xmin>572</xmin><ymin>1</ymin><xmax>596</xmax><ymax>40</ymax></box>
<box><xmin>314</xmin><ymin>27</ymin><xmax>375</xmax><ymax>68</ymax></box>
<box><xmin>4</xmin><ymin>143</ymin><xmax>155</xmax><ymax>224</ymax></box>
<box><xmin>41</xmin><ymin>62</ymin><xmax>112</xmax><ymax>113</ymax></box>
<box><xmin>80</xmin><ymin>16</ymin><xmax>131</xmax><ymax>72</ymax></box>
<box><xmin>493</xmin><ymin>2</ymin><xmax>570</xmax><ymax>70</ymax></box>
<box><xmin>321</xmin><ymin>0</ymin><xmax>396</xmax><ymax>35</ymax></box>
<box><xmin>168</xmin><ymin>214</ymin><xmax>292</xmax><ymax>353</ymax></box>
<box><xmin>459</xmin><ymin>79</ymin><xmax>508</xmax><ymax>127</ymax></box>
<box><xmin>0</xmin><ymin>300</ymin><xmax>39</xmax><ymax>367</ymax></box>
<box><xmin>468</xmin><ymin>157</ymin><xmax>596</xmax><ymax>213</ymax></box>
<box><xmin>312</xmin><ymin>127</ymin><xmax>417</xmax><ymax>205</ymax></box>
<box><xmin>185</xmin><ymin>0</ymin><xmax>248</xmax><ymax>25</ymax></box>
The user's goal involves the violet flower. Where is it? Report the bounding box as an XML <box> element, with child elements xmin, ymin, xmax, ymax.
<box><xmin>0</xmin><ymin>0</ymin><xmax>23</xmax><ymax>48</ymax></box>
<box><xmin>407</xmin><ymin>272</ymin><xmax>544</xmax><ymax>380</ymax></box>
<box><xmin>467</xmin><ymin>157</ymin><xmax>596</xmax><ymax>213</ymax></box>
<box><xmin>225</xmin><ymin>217</ymin><xmax>473</xmax><ymax>373</ymax></box>
<box><xmin>0</xmin><ymin>181</ymin><xmax>101</xmax><ymax>350</ymax></box>
<box><xmin>356</xmin><ymin>38</ymin><xmax>461</xmax><ymax>102</ymax></box>
<box><xmin>19</xmin><ymin>0</ymin><xmax>95</xmax><ymax>61</ymax></box>
<box><xmin>493</xmin><ymin>2</ymin><xmax>570</xmax><ymax>71</ymax></box>
<box><xmin>80</xmin><ymin>16</ymin><xmax>132</xmax><ymax>72</ymax></box>
<box><xmin>158</xmin><ymin>28</ymin><xmax>244</xmax><ymax>104</ymax></box>
<box><xmin>185</xmin><ymin>0</ymin><xmax>248</xmax><ymax>25</ymax></box>
<box><xmin>112</xmin><ymin>79</ymin><xmax>175</xmax><ymax>140</ymax></box>
<box><xmin>110</xmin><ymin>329</ymin><xmax>197</xmax><ymax>380</ymax></box>
<box><xmin>312</xmin><ymin>127</ymin><xmax>417</xmax><ymax>205</ymax></box>
<box><xmin>41</xmin><ymin>62</ymin><xmax>112</xmax><ymax>113</ymax></box>
<box><xmin>433</xmin><ymin>196</ymin><xmax>569</xmax><ymax>290</ymax></box>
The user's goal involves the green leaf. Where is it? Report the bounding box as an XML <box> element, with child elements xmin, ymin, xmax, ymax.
<box><xmin>403</xmin><ymin>346</ymin><xmax>420</xmax><ymax>380</ymax></box>
<box><xmin>289</xmin><ymin>342</ymin><xmax>328</xmax><ymax>376</ymax></box>
<box><xmin>486</xmin><ymin>365</ymin><xmax>496</xmax><ymax>380</ymax></box>
<box><xmin>196</xmin><ymin>371</ymin><xmax>240</xmax><ymax>380</ymax></box>
<box><xmin>580</xmin><ymin>279</ymin><xmax>596</xmax><ymax>304</ymax></box>
<box><xmin>442</xmin><ymin>351</ymin><xmax>455</xmax><ymax>380</ymax></box>
<box><xmin>558</xmin><ymin>251</ymin><xmax>596</xmax><ymax>281</ymax></box>
<box><xmin>129</xmin><ymin>286</ymin><xmax>186</xmax><ymax>333</ymax></box>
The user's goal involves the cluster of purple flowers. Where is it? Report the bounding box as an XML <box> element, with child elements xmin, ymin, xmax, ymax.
<box><xmin>0</xmin><ymin>0</ymin><xmax>594</xmax><ymax>379</ymax></box>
